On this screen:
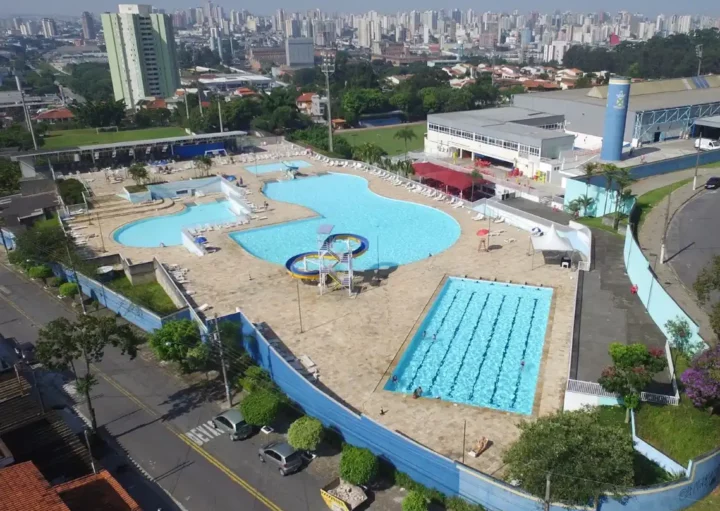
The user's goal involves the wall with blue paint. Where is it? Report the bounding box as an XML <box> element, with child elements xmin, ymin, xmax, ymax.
<box><xmin>623</xmin><ymin>222</ymin><xmax>704</xmax><ymax>350</ymax></box>
<box><xmin>124</xmin><ymin>188</ymin><xmax>153</xmax><ymax>204</ymax></box>
<box><xmin>147</xmin><ymin>176</ymin><xmax>222</xmax><ymax>199</ymax></box>
<box><xmin>563</xmin><ymin>178</ymin><xmax>633</xmax><ymax>218</ymax></box>
<box><xmin>601</xmin><ymin>78</ymin><xmax>631</xmax><ymax>162</ymax></box>
<box><xmin>173</xmin><ymin>142</ymin><xmax>226</xmax><ymax>159</ymax></box>
<box><xmin>1</xmin><ymin>229</ymin><xmax>16</xmax><ymax>250</ymax></box>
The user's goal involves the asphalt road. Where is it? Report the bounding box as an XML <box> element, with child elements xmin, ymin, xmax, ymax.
<box><xmin>666</xmin><ymin>188</ymin><xmax>720</xmax><ymax>293</ymax></box>
<box><xmin>0</xmin><ymin>262</ymin><xmax>327</xmax><ymax>511</ymax></box>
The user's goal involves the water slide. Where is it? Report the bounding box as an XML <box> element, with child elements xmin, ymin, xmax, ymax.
<box><xmin>285</xmin><ymin>234</ymin><xmax>369</xmax><ymax>280</ymax></box>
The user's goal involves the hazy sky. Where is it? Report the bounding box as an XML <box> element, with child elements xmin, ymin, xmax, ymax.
<box><xmin>3</xmin><ymin>1</ymin><xmax>718</xmax><ymax>17</ymax></box>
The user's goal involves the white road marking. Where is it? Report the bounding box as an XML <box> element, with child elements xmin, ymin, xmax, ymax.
<box><xmin>184</xmin><ymin>421</ymin><xmax>223</xmax><ymax>446</ymax></box>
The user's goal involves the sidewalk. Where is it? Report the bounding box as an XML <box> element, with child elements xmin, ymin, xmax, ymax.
<box><xmin>636</xmin><ymin>175</ymin><xmax>714</xmax><ymax>342</ymax></box>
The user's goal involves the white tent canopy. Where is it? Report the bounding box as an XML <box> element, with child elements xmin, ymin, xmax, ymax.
<box><xmin>530</xmin><ymin>224</ymin><xmax>574</xmax><ymax>252</ymax></box>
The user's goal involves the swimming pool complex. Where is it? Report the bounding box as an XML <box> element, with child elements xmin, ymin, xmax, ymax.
<box><xmin>385</xmin><ymin>277</ymin><xmax>553</xmax><ymax>415</ymax></box>
<box><xmin>113</xmin><ymin>201</ymin><xmax>236</xmax><ymax>247</ymax></box>
<box><xmin>245</xmin><ymin>160</ymin><xmax>312</xmax><ymax>174</ymax></box>
<box><xmin>230</xmin><ymin>173</ymin><xmax>461</xmax><ymax>270</ymax></box>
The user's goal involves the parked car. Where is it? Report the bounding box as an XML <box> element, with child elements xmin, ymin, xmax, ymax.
<box><xmin>9</xmin><ymin>338</ymin><xmax>37</xmax><ymax>365</ymax></box>
<box><xmin>258</xmin><ymin>441</ymin><xmax>303</xmax><ymax>476</ymax></box>
<box><xmin>705</xmin><ymin>177</ymin><xmax>720</xmax><ymax>189</ymax></box>
<box><xmin>211</xmin><ymin>409</ymin><xmax>253</xmax><ymax>440</ymax></box>
<box><xmin>695</xmin><ymin>138</ymin><xmax>720</xmax><ymax>151</ymax></box>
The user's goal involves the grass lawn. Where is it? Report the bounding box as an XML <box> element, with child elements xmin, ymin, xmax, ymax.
<box><xmin>575</xmin><ymin>215</ymin><xmax>624</xmax><ymax>236</ymax></box>
<box><xmin>336</xmin><ymin>123</ymin><xmax>426</xmax><ymax>156</ymax></box>
<box><xmin>105</xmin><ymin>276</ymin><xmax>178</xmax><ymax>316</ymax></box>
<box><xmin>635</xmin><ymin>177</ymin><xmax>693</xmax><ymax>227</ymax></box>
<box><xmin>42</xmin><ymin>127</ymin><xmax>187</xmax><ymax>150</ymax></box>
<box><xmin>686</xmin><ymin>489</ymin><xmax>720</xmax><ymax>511</ymax></box>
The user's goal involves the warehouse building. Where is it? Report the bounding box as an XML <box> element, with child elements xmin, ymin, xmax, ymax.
<box><xmin>425</xmin><ymin>107</ymin><xmax>575</xmax><ymax>181</ymax></box>
<box><xmin>513</xmin><ymin>75</ymin><xmax>720</xmax><ymax>151</ymax></box>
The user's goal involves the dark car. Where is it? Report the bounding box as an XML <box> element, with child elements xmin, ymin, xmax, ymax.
<box><xmin>258</xmin><ymin>441</ymin><xmax>303</xmax><ymax>476</ymax></box>
<box><xmin>9</xmin><ymin>338</ymin><xmax>37</xmax><ymax>365</ymax></box>
<box><xmin>706</xmin><ymin>177</ymin><xmax>720</xmax><ymax>189</ymax></box>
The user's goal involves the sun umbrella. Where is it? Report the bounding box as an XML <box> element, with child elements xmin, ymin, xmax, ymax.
<box><xmin>476</xmin><ymin>229</ymin><xmax>490</xmax><ymax>236</ymax></box>
<box><xmin>195</xmin><ymin>236</ymin><xmax>208</xmax><ymax>244</ymax></box>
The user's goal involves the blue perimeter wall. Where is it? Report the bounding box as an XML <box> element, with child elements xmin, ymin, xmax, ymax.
<box><xmin>173</xmin><ymin>142</ymin><xmax>225</xmax><ymax>159</ymax></box>
<box><xmin>215</xmin><ymin>310</ymin><xmax>720</xmax><ymax>511</ymax></box>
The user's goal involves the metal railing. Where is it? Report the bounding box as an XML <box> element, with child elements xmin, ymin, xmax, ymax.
<box><xmin>566</xmin><ymin>379</ymin><xmax>680</xmax><ymax>406</ymax></box>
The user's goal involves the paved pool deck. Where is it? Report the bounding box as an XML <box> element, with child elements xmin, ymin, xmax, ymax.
<box><xmin>80</xmin><ymin>155</ymin><xmax>576</xmax><ymax>476</ymax></box>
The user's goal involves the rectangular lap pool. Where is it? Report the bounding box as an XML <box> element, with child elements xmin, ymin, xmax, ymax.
<box><xmin>245</xmin><ymin>160</ymin><xmax>312</xmax><ymax>174</ymax></box>
<box><xmin>385</xmin><ymin>277</ymin><xmax>553</xmax><ymax>415</ymax></box>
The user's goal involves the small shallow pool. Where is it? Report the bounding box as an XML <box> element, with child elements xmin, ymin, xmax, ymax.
<box><xmin>113</xmin><ymin>201</ymin><xmax>236</xmax><ymax>247</ymax></box>
<box><xmin>245</xmin><ymin>160</ymin><xmax>312</xmax><ymax>174</ymax></box>
<box><xmin>230</xmin><ymin>173</ymin><xmax>461</xmax><ymax>270</ymax></box>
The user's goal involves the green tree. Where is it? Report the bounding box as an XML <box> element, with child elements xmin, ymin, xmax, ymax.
<box><xmin>287</xmin><ymin>416</ymin><xmax>324</xmax><ymax>451</ymax></box>
<box><xmin>665</xmin><ymin>317</ymin><xmax>696</xmax><ymax>372</ymax></box>
<box><xmin>37</xmin><ymin>315</ymin><xmax>142</xmax><ymax>431</ymax></box>
<box><xmin>503</xmin><ymin>408</ymin><xmax>634</xmax><ymax>506</ymax></box>
<box><xmin>575</xmin><ymin>194</ymin><xmax>596</xmax><ymax>217</ymax></box>
<box><xmin>0</xmin><ymin>124</ymin><xmax>41</xmax><ymax>151</ymax></box>
<box><xmin>612</xmin><ymin>168</ymin><xmax>635</xmax><ymax>229</ymax></box>
<box><xmin>239</xmin><ymin>389</ymin><xmax>282</xmax><ymax>426</ymax></box>
<box><xmin>128</xmin><ymin>163</ymin><xmax>149</xmax><ymax>185</ymax></box>
<box><xmin>565</xmin><ymin>199</ymin><xmax>582</xmax><ymax>219</ymax></box>
<box><xmin>28</xmin><ymin>264</ymin><xmax>53</xmax><ymax>283</ymax></box>
<box><xmin>693</xmin><ymin>255</ymin><xmax>720</xmax><ymax>337</ymax></box>
<box><xmin>470</xmin><ymin>169</ymin><xmax>481</xmax><ymax>199</ymax></box>
<box><xmin>600</xmin><ymin>163</ymin><xmax>619</xmax><ymax>217</ymax></box>
<box><xmin>598</xmin><ymin>343</ymin><xmax>668</xmax><ymax>422</ymax></box>
<box><xmin>0</xmin><ymin>158</ymin><xmax>22</xmax><ymax>196</ymax></box>
<box><xmin>12</xmin><ymin>216</ymin><xmax>68</xmax><ymax>266</ymax></box>
<box><xmin>58</xmin><ymin>178</ymin><xmax>86</xmax><ymax>204</ymax></box>
<box><xmin>581</xmin><ymin>161</ymin><xmax>599</xmax><ymax>196</ymax></box>
<box><xmin>193</xmin><ymin>155</ymin><xmax>213</xmax><ymax>177</ymax></box>
<box><xmin>339</xmin><ymin>445</ymin><xmax>379</xmax><ymax>486</ymax></box>
<box><xmin>393</xmin><ymin>126</ymin><xmax>419</xmax><ymax>158</ymax></box>
<box><xmin>352</xmin><ymin>142</ymin><xmax>387</xmax><ymax>165</ymax></box>
<box><xmin>148</xmin><ymin>319</ymin><xmax>204</xmax><ymax>373</ymax></box>
<box><xmin>69</xmin><ymin>99</ymin><xmax>126</xmax><ymax>128</ymax></box>
<box><xmin>59</xmin><ymin>282</ymin><xmax>79</xmax><ymax>298</ymax></box>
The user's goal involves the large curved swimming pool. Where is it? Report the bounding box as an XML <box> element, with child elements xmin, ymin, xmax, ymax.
<box><xmin>230</xmin><ymin>173</ymin><xmax>461</xmax><ymax>270</ymax></box>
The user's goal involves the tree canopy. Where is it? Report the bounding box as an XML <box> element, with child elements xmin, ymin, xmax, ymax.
<box><xmin>503</xmin><ymin>408</ymin><xmax>635</xmax><ymax>506</ymax></box>
<box><xmin>681</xmin><ymin>344</ymin><xmax>720</xmax><ymax>412</ymax></box>
<box><xmin>60</xmin><ymin>63</ymin><xmax>113</xmax><ymax>102</ymax></box>
<box><xmin>0</xmin><ymin>159</ymin><xmax>21</xmax><ymax>196</ymax></box>
<box><xmin>694</xmin><ymin>255</ymin><xmax>720</xmax><ymax>337</ymax></box>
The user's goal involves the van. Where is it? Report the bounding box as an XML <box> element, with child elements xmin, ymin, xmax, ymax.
<box><xmin>695</xmin><ymin>138</ymin><xmax>720</xmax><ymax>151</ymax></box>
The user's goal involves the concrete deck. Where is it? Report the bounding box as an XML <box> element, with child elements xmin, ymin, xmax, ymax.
<box><xmin>78</xmin><ymin>156</ymin><xmax>576</xmax><ymax>476</ymax></box>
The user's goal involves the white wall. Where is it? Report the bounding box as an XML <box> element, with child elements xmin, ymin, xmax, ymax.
<box><xmin>566</xmin><ymin>130</ymin><xmax>603</xmax><ymax>150</ymax></box>
<box><xmin>425</xmin><ymin>130</ymin><xmax>524</xmax><ymax>165</ymax></box>
<box><xmin>181</xmin><ymin>229</ymin><xmax>206</xmax><ymax>256</ymax></box>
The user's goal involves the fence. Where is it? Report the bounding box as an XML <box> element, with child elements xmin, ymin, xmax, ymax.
<box><xmin>623</xmin><ymin>202</ymin><xmax>705</xmax><ymax>350</ymax></box>
<box><xmin>565</xmin><ymin>379</ymin><xmax>679</xmax><ymax>406</ymax></box>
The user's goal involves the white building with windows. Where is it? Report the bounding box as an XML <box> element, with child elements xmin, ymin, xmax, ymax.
<box><xmin>425</xmin><ymin>107</ymin><xmax>574</xmax><ymax>180</ymax></box>
<box><xmin>102</xmin><ymin>4</ymin><xmax>180</xmax><ymax>109</ymax></box>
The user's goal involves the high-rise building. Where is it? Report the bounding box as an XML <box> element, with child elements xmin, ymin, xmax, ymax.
<box><xmin>102</xmin><ymin>4</ymin><xmax>180</xmax><ymax>108</ymax></box>
<box><xmin>358</xmin><ymin>18</ymin><xmax>371</xmax><ymax>48</ymax></box>
<box><xmin>285</xmin><ymin>37</ymin><xmax>314</xmax><ymax>68</ymax></box>
<box><xmin>285</xmin><ymin>19</ymin><xmax>300</xmax><ymax>38</ymax></box>
<box><xmin>41</xmin><ymin>18</ymin><xmax>57</xmax><ymax>38</ymax></box>
<box><xmin>81</xmin><ymin>12</ymin><xmax>96</xmax><ymax>40</ymax></box>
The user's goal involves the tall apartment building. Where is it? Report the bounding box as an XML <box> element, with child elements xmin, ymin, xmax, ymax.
<box><xmin>81</xmin><ymin>12</ymin><xmax>96</xmax><ymax>40</ymax></box>
<box><xmin>101</xmin><ymin>4</ymin><xmax>180</xmax><ymax>109</ymax></box>
<box><xmin>41</xmin><ymin>18</ymin><xmax>57</xmax><ymax>38</ymax></box>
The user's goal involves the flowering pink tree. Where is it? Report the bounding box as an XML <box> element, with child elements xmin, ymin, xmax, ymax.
<box><xmin>681</xmin><ymin>344</ymin><xmax>720</xmax><ymax>413</ymax></box>
<box><xmin>598</xmin><ymin>343</ymin><xmax>668</xmax><ymax>422</ymax></box>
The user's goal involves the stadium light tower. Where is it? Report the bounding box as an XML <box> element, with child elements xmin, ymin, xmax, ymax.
<box><xmin>696</xmin><ymin>44</ymin><xmax>703</xmax><ymax>77</ymax></box>
<box><xmin>320</xmin><ymin>50</ymin><xmax>335</xmax><ymax>152</ymax></box>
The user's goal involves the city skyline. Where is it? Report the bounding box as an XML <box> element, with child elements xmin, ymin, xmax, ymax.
<box><xmin>1</xmin><ymin>1</ymin><xmax>718</xmax><ymax>17</ymax></box>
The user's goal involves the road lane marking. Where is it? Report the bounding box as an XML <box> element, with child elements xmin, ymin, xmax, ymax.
<box><xmin>96</xmin><ymin>368</ymin><xmax>283</xmax><ymax>511</ymax></box>
<box><xmin>185</xmin><ymin>421</ymin><xmax>223</xmax><ymax>446</ymax></box>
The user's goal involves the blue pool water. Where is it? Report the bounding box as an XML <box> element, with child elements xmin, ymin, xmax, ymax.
<box><xmin>245</xmin><ymin>160</ymin><xmax>313</xmax><ymax>174</ymax></box>
<box><xmin>384</xmin><ymin>277</ymin><xmax>553</xmax><ymax>415</ymax></box>
<box><xmin>230</xmin><ymin>173</ymin><xmax>460</xmax><ymax>270</ymax></box>
<box><xmin>113</xmin><ymin>201</ymin><xmax>236</xmax><ymax>247</ymax></box>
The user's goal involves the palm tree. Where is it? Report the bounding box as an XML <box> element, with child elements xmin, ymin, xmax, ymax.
<box><xmin>193</xmin><ymin>155</ymin><xmax>213</xmax><ymax>177</ymax></box>
<box><xmin>128</xmin><ymin>162</ymin><xmax>148</xmax><ymax>185</ymax></box>
<box><xmin>470</xmin><ymin>169</ymin><xmax>481</xmax><ymax>200</ymax></box>
<box><xmin>393</xmin><ymin>126</ymin><xmax>418</xmax><ymax>159</ymax></box>
<box><xmin>600</xmin><ymin>164</ymin><xmax>619</xmax><ymax>217</ymax></box>
<box><xmin>354</xmin><ymin>142</ymin><xmax>387</xmax><ymax>166</ymax></box>
<box><xmin>575</xmin><ymin>194</ymin><xmax>596</xmax><ymax>217</ymax></box>
<box><xmin>565</xmin><ymin>200</ymin><xmax>582</xmax><ymax>219</ymax></box>
<box><xmin>612</xmin><ymin>168</ymin><xmax>636</xmax><ymax>229</ymax></box>
<box><xmin>581</xmin><ymin>161</ymin><xmax>599</xmax><ymax>196</ymax></box>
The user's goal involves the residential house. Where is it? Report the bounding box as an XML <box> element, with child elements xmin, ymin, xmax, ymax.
<box><xmin>33</xmin><ymin>108</ymin><xmax>74</xmax><ymax>125</ymax></box>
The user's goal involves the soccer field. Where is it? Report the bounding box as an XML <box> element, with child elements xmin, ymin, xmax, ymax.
<box><xmin>337</xmin><ymin>123</ymin><xmax>426</xmax><ymax>156</ymax></box>
<box><xmin>42</xmin><ymin>127</ymin><xmax>187</xmax><ymax>149</ymax></box>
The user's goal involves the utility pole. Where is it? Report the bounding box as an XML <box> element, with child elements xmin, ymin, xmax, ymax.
<box><xmin>84</xmin><ymin>429</ymin><xmax>98</xmax><ymax>474</ymax></box>
<box><xmin>693</xmin><ymin>127</ymin><xmax>702</xmax><ymax>191</ymax></box>
<box><xmin>213</xmin><ymin>315</ymin><xmax>231</xmax><ymax>407</ymax></box>
<box><xmin>218</xmin><ymin>97</ymin><xmax>224</xmax><ymax>133</ymax></box>
<box><xmin>64</xmin><ymin>235</ymin><xmax>87</xmax><ymax>315</ymax></box>
<box><xmin>198</xmin><ymin>90</ymin><xmax>204</xmax><ymax>117</ymax></box>
<box><xmin>696</xmin><ymin>44</ymin><xmax>703</xmax><ymax>77</ymax></box>
<box><xmin>544</xmin><ymin>472</ymin><xmax>551</xmax><ymax>511</ymax></box>
<box><xmin>659</xmin><ymin>186</ymin><xmax>673</xmax><ymax>265</ymax></box>
<box><xmin>184</xmin><ymin>91</ymin><xmax>190</xmax><ymax>118</ymax></box>
<box><xmin>320</xmin><ymin>50</ymin><xmax>335</xmax><ymax>152</ymax></box>
<box><xmin>16</xmin><ymin>76</ymin><xmax>38</xmax><ymax>151</ymax></box>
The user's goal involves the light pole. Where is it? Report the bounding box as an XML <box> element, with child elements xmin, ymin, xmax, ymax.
<box><xmin>693</xmin><ymin>127</ymin><xmax>702</xmax><ymax>191</ymax></box>
<box><xmin>696</xmin><ymin>44</ymin><xmax>703</xmax><ymax>77</ymax></box>
<box><xmin>320</xmin><ymin>51</ymin><xmax>335</xmax><ymax>152</ymax></box>
<box><xmin>16</xmin><ymin>76</ymin><xmax>38</xmax><ymax>151</ymax></box>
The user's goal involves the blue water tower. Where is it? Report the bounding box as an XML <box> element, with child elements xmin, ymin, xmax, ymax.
<box><xmin>600</xmin><ymin>77</ymin><xmax>631</xmax><ymax>162</ymax></box>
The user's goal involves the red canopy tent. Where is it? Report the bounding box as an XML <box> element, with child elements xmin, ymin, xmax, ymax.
<box><xmin>412</xmin><ymin>162</ymin><xmax>481</xmax><ymax>191</ymax></box>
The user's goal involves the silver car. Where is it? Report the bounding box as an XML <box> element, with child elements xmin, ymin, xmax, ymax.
<box><xmin>258</xmin><ymin>441</ymin><xmax>303</xmax><ymax>476</ymax></box>
<box><xmin>211</xmin><ymin>409</ymin><xmax>253</xmax><ymax>440</ymax></box>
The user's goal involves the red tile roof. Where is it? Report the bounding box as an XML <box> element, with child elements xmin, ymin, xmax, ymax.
<box><xmin>0</xmin><ymin>462</ymin><xmax>69</xmax><ymax>511</ymax></box>
<box><xmin>34</xmin><ymin>108</ymin><xmax>74</xmax><ymax>121</ymax></box>
<box><xmin>54</xmin><ymin>470</ymin><xmax>141</xmax><ymax>511</ymax></box>
<box><xmin>296</xmin><ymin>92</ymin><xmax>315</xmax><ymax>103</ymax></box>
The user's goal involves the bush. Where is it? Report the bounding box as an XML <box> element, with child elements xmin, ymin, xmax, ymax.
<box><xmin>148</xmin><ymin>319</ymin><xmax>203</xmax><ymax>373</ymax></box>
<box><xmin>47</xmin><ymin>276</ymin><xmax>65</xmax><ymax>288</ymax></box>
<box><xmin>339</xmin><ymin>445</ymin><xmax>378</xmax><ymax>486</ymax></box>
<box><xmin>238</xmin><ymin>365</ymin><xmax>274</xmax><ymax>393</ymax></box>
<box><xmin>59</xmin><ymin>282</ymin><xmax>79</xmax><ymax>298</ymax></box>
<box><xmin>402</xmin><ymin>491</ymin><xmax>429</xmax><ymax>511</ymax></box>
<box><xmin>239</xmin><ymin>389</ymin><xmax>281</xmax><ymax>426</ymax></box>
<box><xmin>288</xmin><ymin>416</ymin><xmax>324</xmax><ymax>451</ymax></box>
<box><xmin>28</xmin><ymin>265</ymin><xmax>53</xmax><ymax>281</ymax></box>
<box><xmin>57</xmin><ymin>178</ymin><xmax>86</xmax><ymax>205</ymax></box>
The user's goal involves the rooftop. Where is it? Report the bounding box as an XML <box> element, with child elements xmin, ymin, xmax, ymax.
<box><xmin>54</xmin><ymin>470</ymin><xmax>141</xmax><ymax>511</ymax></box>
<box><xmin>0</xmin><ymin>461</ymin><xmax>68</xmax><ymax>511</ymax></box>
<box><xmin>198</xmin><ymin>73</ymin><xmax>273</xmax><ymax>84</ymax></box>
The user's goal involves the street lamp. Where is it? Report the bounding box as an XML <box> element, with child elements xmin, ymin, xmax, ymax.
<box><xmin>320</xmin><ymin>51</ymin><xmax>335</xmax><ymax>152</ymax></box>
